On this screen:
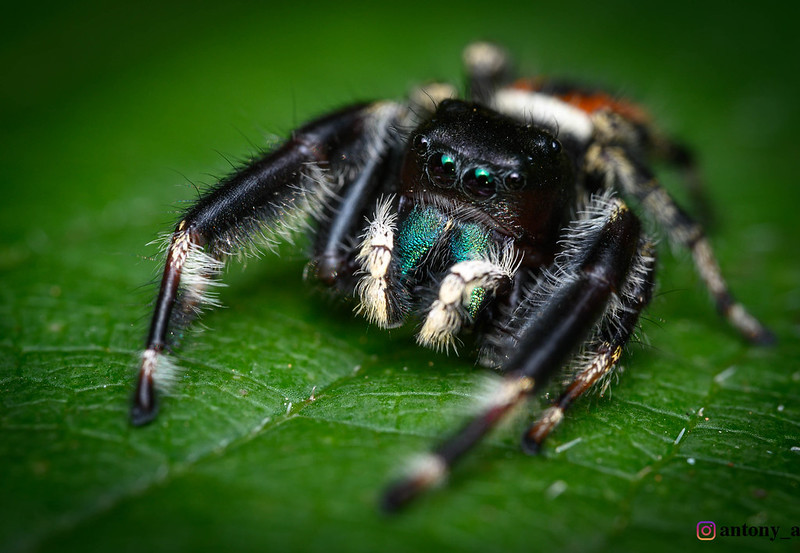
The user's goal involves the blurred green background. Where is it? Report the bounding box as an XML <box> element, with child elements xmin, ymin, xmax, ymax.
<box><xmin>2</xmin><ymin>1</ymin><xmax>798</xmax><ymax>552</ymax></box>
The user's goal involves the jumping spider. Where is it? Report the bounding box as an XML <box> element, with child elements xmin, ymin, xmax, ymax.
<box><xmin>132</xmin><ymin>42</ymin><xmax>773</xmax><ymax>511</ymax></box>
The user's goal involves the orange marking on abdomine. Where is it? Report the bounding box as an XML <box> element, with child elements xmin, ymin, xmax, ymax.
<box><xmin>511</xmin><ymin>77</ymin><xmax>546</xmax><ymax>92</ymax></box>
<box><xmin>511</xmin><ymin>78</ymin><xmax>650</xmax><ymax>124</ymax></box>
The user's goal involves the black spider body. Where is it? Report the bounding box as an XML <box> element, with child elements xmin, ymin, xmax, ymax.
<box><xmin>132</xmin><ymin>43</ymin><xmax>772</xmax><ymax>511</ymax></box>
<box><xmin>403</xmin><ymin>100</ymin><xmax>575</xmax><ymax>263</ymax></box>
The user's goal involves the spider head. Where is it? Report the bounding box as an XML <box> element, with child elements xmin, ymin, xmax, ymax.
<box><xmin>401</xmin><ymin>99</ymin><xmax>575</xmax><ymax>249</ymax></box>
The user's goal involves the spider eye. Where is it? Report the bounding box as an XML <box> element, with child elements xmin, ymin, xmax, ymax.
<box><xmin>413</xmin><ymin>134</ymin><xmax>429</xmax><ymax>152</ymax></box>
<box><xmin>438</xmin><ymin>154</ymin><xmax>456</xmax><ymax>175</ymax></box>
<box><xmin>473</xmin><ymin>167</ymin><xmax>493</xmax><ymax>185</ymax></box>
<box><xmin>462</xmin><ymin>166</ymin><xmax>496</xmax><ymax>199</ymax></box>
<box><xmin>506</xmin><ymin>171</ymin><xmax>525</xmax><ymax>188</ymax></box>
<box><xmin>429</xmin><ymin>153</ymin><xmax>456</xmax><ymax>175</ymax></box>
<box><xmin>428</xmin><ymin>152</ymin><xmax>458</xmax><ymax>187</ymax></box>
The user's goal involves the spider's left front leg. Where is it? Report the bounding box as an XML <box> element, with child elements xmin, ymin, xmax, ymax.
<box><xmin>381</xmin><ymin>197</ymin><xmax>643</xmax><ymax>511</ymax></box>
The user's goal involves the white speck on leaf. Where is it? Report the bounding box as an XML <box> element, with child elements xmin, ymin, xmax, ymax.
<box><xmin>545</xmin><ymin>480</ymin><xmax>568</xmax><ymax>500</ymax></box>
<box><xmin>714</xmin><ymin>366</ymin><xmax>737</xmax><ymax>384</ymax></box>
<box><xmin>554</xmin><ymin>437</ymin><xmax>583</xmax><ymax>454</ymax></box>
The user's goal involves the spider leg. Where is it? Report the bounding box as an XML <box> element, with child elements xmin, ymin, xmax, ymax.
<box><xmin>309</xmin><ymin>109</ymin><xmax>405</xmax><ymax>289</ymax></box>
<box><xmin>585</xmin><ymin>120</ymin><xmax>774</xmax><ymax>345</ymax></box>
<box><xmin>650</xmin><ymin>135</ymin><xmax>715</xmax><ymax>227</ymax></box>
<box><xmin>523</xmin><ymin>239</ymin><xmax>656</xmax><ymax>454</ymax></box>
<box><xmin>462</xmin><ymin>42</ymin><xmax>512</xmax><ymax>105</ymax></box>
<box><xmin>381</xmin><ymin>197</ymin><xmax>641</xmax><ymax>511</ymax></box>
<box><xmin>132</xmin><ymin>102</ymin><xmax>406</xmax><ymax>425</ymax></box>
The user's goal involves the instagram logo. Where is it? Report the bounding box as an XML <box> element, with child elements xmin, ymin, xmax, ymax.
<box><xmin>697</xmin><ymin>521</ymin><xmax>716</xmax><ymax>540</ymax></box>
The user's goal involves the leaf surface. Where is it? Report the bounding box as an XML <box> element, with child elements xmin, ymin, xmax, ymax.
<box><xmin>2</xmin><ymin>2</ymin><xmax>798</xmax><ymax>552</ymax></box>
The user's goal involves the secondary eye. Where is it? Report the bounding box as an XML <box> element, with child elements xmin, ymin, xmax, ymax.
<box><xmin>413</xmin><ymin>134</ymin><xmax>429</xmax><ymax>152</ymax></box>
<box><xmin>506</xmin><ymin>171</ymin><xmax>525</xmax><ymax>189</ymax></box>
<box><xmin>462</xmin><ymin>166</ymin><xmax>496</xmax><ymax>199</ymax></box>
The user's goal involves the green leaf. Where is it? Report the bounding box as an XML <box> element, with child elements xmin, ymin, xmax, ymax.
<box><xmin>2</xmin><ymin>2</ymin><xmax>798</xmax><ymax>552</ymax></box>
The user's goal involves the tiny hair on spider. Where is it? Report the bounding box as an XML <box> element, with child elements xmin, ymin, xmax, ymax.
<box><xmin>132</xmin><ymin>41</ymin><xmax>773</xmax><ymax>512</ymax></box>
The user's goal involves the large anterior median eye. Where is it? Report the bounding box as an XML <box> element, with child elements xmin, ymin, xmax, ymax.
<box><xmin>462</xmin><ymin>166</ymin><xmax>496</xmax><ymax>199</ymax></box>
<box><xmin>428</xmin><ymin>153</ymin><xmax>457</xmax><ymax>186</ymax></box>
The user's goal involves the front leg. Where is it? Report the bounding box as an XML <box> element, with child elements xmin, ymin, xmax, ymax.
<box><xmin>523</xmin><ymin>239</ymin><xmax>656</xmax><ymax>453</ymax></box>
<box><xmin>381</xmin><ymin>197</ymin><xmax>642</xmax><ymax>511</ymax></box>
<box><xmin>133</xmin><ymin>102</ymin><xmax>406</xmax><ymax>425</ymax></box>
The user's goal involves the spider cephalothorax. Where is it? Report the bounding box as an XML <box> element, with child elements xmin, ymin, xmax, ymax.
<box><xmin>403</xmin><ymin>100</ymin><xmax>575</xmax><ymax>255</ymax></box>
<box><xmin>132</xmin><ymin>42</ymin><xmax>772</xmax><ymax>511</ymax></box>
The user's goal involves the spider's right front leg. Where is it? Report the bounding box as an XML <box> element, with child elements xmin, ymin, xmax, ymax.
<box><xmin>381</xmin><ymin>197</ymin><xmax>643</xmax><ymax>512</ymax></box>
<box><xmin>132</xmin><ymin>101</ymin><xmax>404</xmax><ymax>425</ymax></box>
